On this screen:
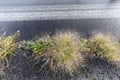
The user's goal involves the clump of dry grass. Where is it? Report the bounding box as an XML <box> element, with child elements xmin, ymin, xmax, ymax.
<box><xmin>31</xmin><ymin>31</ymin><xmax>82</xmax><ymax>75</ymax></box>
<box><xmin>51</xmin><ymin>31</ymin><xmax>82</xmax><ymax>72</ymax></box>
<box><xmin>0</xmin><ymin>33</ymin><xmax>18</xmax><ymax>75</ymax></box>
<box><xmin>88</xmin><ymin>33</ymin><xmax>120</xmax><ymax>60</ymax></box>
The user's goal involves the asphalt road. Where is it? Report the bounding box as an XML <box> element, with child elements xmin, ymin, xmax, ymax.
<box><xmin>0</xmin><ymin>19</ymin><xmax>119</xmax><ymax>40</ymax></box>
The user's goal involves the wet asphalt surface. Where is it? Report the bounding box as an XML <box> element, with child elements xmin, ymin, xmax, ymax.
<box><xmin>0</xmin><ymin>18</ymin><xmax>120</xmax><ymax>40</ymax></box>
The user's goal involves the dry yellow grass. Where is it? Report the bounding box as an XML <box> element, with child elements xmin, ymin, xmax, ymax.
<box><xmin>51</xmin><ymin>31</ymin><xmax>82</xmax><ymax>72</ymax></box>
<box><xmin>32</xmin><ymin>31</ymin><xmax>83</xmax><ymax>75</ymax></box>
<box><xmin>0</xmin><ymin>33</ymin><xmax>17</xmax><ymax>75</ymax></box>
<box><xmin>89</xmin><ymin>33</ymin><xmax>120</xmax><ymax>60</ymax></box>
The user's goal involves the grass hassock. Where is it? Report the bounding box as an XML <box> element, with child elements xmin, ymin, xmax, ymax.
<box><xmin>30</xmin><ymin>31</ymin><xmax>83</xmax><ymax>76</ymax></box>
<box><xmin>82</xmin><ymin>33</ymin><xmax>120</xmax><ymax>60</ymax></box>
<box><xmin>0</xmin><ymin>33</ymin><xmax>18</xmax><ymax>75</ymax></box>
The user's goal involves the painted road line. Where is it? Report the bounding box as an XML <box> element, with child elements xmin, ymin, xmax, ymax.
<box><xmin>0</xmin><ymin>4</ymin><xmax>120</xmax><ymax>21</ymax></box>
<box><xmin>0</xmin><ymin>3</ymin><xmax>120</xmax><ymax>12</ymax></box>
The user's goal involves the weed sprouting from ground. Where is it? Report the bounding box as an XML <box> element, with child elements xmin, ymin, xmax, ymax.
<box><xmin>19</xmin><ymin>40</ymin><xmax>33</xmax><ymax>51</ymax></box>
<box><xmin>51</xmin><ymin>31</ymin><xmax>82</xmax><ymax>72</ymax></box>
<box><xmin>0</xmin><ymin>33</ymin><xmax>18</xmax><ymax>75</ymax></box>
<box><xmin>87</xmin><ymin>33</ymin><xmax>120</xmax><ymax>60</ymax></box>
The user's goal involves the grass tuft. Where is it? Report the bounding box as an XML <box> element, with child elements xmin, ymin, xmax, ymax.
<box><xmin>0</xmin><ymin>33</ymin><xmax>18</xmax><ymax>75</ymax></box>
<box><xmin>87</xmin><ymin>33</ymin><xmax>120</xmax><ymax>60</ymax></box>
<box><xmin>30</xmin><ymin>31</ymin><xmax>82</xmax><ymax>75</ymax></box>
<box><xmin>52</xmin><ymin>31</ymin><xmax>81</xmax><ymax>71</ymax></box>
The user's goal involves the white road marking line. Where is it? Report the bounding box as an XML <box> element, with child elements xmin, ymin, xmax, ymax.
<box><xmin>0</xmin><ymin>4</ymin><xmax>120</xmax><ymax>21</ymax></box>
